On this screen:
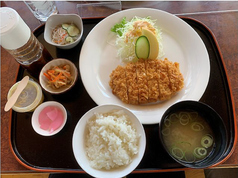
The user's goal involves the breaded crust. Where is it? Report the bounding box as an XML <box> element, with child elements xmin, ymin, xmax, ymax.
<box><xmin>145</xmin><ymin>59</ymin><xmax>160</xmax><ymax>102</ymax></box>
<box><xmin>166</xmin><ymin>59</ymin><xmax>184</xmax><ymax>92</ymax></box>
<box><xmin>109</xmin><ymin>65</ymin><xmax>129</xmax><ymax>104</ymax></box>
<box><xmin>125</xmin><ymin>62</ymin><xmax>139</xmax><ymax>104</ymax></box>
<box><xmin>136</xmin><ymin>59</ymin><xmax>149</xmax><ymax>104</ymax></box>
<box><xmin>157</xmin><ymin>59</ymin><xmax>172</xmax><ymax>100</ymax></box>
<box><xmin>109</xmin><ymin>58</ymin><xmax>184</xmax><ymax>105</ymax></box>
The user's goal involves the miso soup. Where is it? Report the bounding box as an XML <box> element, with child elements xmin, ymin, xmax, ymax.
<box><xmin>161</xmin><ymin>110</ymin><xmax>215</xmax><ymax>163</ymax></box>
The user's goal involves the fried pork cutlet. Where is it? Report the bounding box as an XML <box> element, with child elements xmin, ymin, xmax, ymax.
<box><xmin>109</xmin><ymin>58</ymin><xmax>184</xmax><ymax>105</ymax></box>
<box><xmin>136</xmin><ymin>59</ymin><xmax>149</xmax><ymax>104</ymax></box>
<box><xmin>166</xmin><ymin>59</ymin><xmax>184</xmax><ymax>92</ymax></box>
<box><xmin>125</xmin><ymin>62</ymin><xmax>139</xmax><ymax>105</ymax></box>
<box><xmin>158</xmin><ymin>58</ymin><xmax>173</xmax><ymax>101</ymax></box>
<box><xmin>109</xmin><ymin>65</ymin><xmax>129</xmax><ymax>104</ymax></box>
<box><xmin>145</xmin><ymin>59</ymin><xmax>160</xmax><ymax>103</ymax></box>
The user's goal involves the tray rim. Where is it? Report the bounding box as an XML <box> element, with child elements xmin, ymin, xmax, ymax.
<box><xmin>179</xmin><ymin>16</ymin><xmax>237</xmax><ymax>167</ymax></box>
<box><xmin>8</xmin><ymin>16</ymin><xmax>237</xmax><ymax>173</ymax></box>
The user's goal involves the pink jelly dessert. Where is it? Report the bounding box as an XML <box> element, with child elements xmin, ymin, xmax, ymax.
<box><xmin>38</xmin><ymin>106</ymin><xmax>65</xmax><ymax>133</ymax></box>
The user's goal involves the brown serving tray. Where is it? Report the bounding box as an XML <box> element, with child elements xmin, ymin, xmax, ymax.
<box><xmin>9</xmin><ymin>17</ymin><xmax>237</xmax><ymax>173</ymax></box>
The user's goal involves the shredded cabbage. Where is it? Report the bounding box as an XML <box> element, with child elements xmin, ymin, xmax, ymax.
<box><xmin>111</xmin><ymin>16</ymin><xmax>164</xmax><ymax>62</ymax></box>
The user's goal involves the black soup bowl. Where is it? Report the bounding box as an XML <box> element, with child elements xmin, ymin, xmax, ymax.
<box><xmin>159</xmin><ymin>100</ymin><xmax>228</xmax><ymax>168</ymax></box>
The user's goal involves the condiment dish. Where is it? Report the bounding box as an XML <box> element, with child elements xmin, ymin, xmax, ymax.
<box><xmin>39</xmin><ymin>58</ymin><xmax>78</xmax><ymax>94</ymax></box>
<box><xmin>7</xmin><ymin>78</ymin><xmax>44</xmax><ymax>113</ymax></box>
<box><xmin>159</xmin><ymin>100</ymin><xmax>228</xmax><ymax>168</ymax></box>
<box><xmin>44</xmin><ymin>14</ymin><xmax>83</xmax><ymax>49</ymax></box>
<box><xmin>32</xmin><ymin>101</ymin><xmax>67</xmax><ymax>136</ymax></box>
<box><xmin>72</xmin><ymin>104</ymin><xmax>146</xmax><ymax>178</ymax></box>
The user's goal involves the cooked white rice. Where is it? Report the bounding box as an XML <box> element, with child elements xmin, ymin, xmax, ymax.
<box><xmin>85</xmin><ymin>110</ymin><xmax>140</xmax><ymax>170</ymax></box>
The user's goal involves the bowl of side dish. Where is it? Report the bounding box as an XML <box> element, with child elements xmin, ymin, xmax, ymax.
<box><xmin>72</xmin><ymin>104</ymin><xmax>146</xmax><ymax>178</ymax></box>
<box><xmin>32</xmin><ymin>101</ymin><xmax>67</xmax><ymax>136</ymax></box>
<box><xmin>44</xmin><ymin>14</ymin><xmax>83</xmax><ymax>49</ymax></box>
<box><xmin>159</xmin><ymin>100</ymin><xmax>228</xmax><ymax>169</ymax></box>
<box><xmin>39</xmin><ymin>58</ymin><xmax>78</xmax><ymax>94</ymax></box>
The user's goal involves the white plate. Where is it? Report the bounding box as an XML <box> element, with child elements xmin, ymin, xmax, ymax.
<box><xmin>79</xmin><ymin>8</ymin><xmax>210</xmax><ymax>124</ymax></box>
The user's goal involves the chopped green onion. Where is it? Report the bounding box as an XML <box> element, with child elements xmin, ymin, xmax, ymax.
<box><xmin>184</xmin><ymin>151</ymin><xmax>196</xmax><ymax>163</ymax></box>
<box><xmin>162</xmin><ymin>128</ymin><xmax>170</xmax><ymax>136</ymax></box>
<box><xmin>179</xmin><ymin>113</ymin><xmax>190</xmax><ymax>125</ymax></box>
<box><xmin>171</xmin><ymin>147</ymin><xmax>184</xmax><ymax>160</ymax></box>
<box><xmin>193</xmin><ymin>147</ymin><xmax>207</xmax><ymax>158</ymax></box>
<box><xmin>169</xmin><ymin>113</ymin><xmax>179</xmax><ymax>123</ymax></box>
<box><xmin>201</xmin><ymin>134</ymin><xmax>214</xmax><ymax>148</ymax></box>
<box><xmin>189</xmin><ymin>112</ymin><xmax>198</xmax><ymax>121</ymax></box>
<box><xmin>179</xmin><ymin>112</ymin><xmax>191</xmax><ymax>119</ymax></box>
<box><xmin>191</xmin><ymin>122</ymin><xmax>204</xmax><ymax>131</ymax></box>
<box><xmin>164</xmin><ymin>118</ymin><xmax>171</xmax><ymax>127</ymax></box>
<box><xmin>178</xmin><ymin>141</ymin><xmax>192</xmax><ymax>148</ymax></box>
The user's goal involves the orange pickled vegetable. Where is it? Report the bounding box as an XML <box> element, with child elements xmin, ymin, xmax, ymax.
<box><xmin>43</xmin><ymin>64</ymin><xmax>73</xmax><ymax>89</ymax></box>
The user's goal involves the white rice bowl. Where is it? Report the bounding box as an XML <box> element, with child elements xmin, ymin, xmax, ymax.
<box><xmin>72</xmin><ymin>104</ymin><xmax>146</xmax><ymax>178</ymax></box>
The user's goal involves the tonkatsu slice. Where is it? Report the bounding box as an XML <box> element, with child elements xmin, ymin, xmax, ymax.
<box><xmin>125</xmin><ymin>62</ymin><xmax>139</xmax><ymax>105</ymax></box>
<box><xmin>109</xmin><ymin>65</ymin><xmax>129</xmax><ymax>104</ymax></box>
<box><xmin>136</xmin><ymin>59</ymin><xmax>149</xmax><ymax>104</ymax></box>
<box><xmin>145</xmin><ymin>59</ymin><xmax>160</xmax><ymax>103</ymax></box>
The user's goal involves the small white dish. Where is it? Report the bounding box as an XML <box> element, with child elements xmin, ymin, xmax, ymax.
<box><xmin>72</xmin><ymin>104</ymin><xmax>146</xmax><ymax>178</ymax></box>
<box><xmin>44</xmin><ymin>14</ymin><xmax>83</xmax><ymax>49</ymax></box>
<box><xmin>32</xmin><ymin>101</ymin><xmax>67</xmax><ymax>136</ymax></box>
<box><xmin>39</xmin><ymin>58</ymin><xmax>78</xmax><ymax>94</ymax></box>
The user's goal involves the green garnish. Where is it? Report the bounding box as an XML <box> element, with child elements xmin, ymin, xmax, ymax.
<box><xmin>201</xmin><ymin>134</ymin><xmax>214</xmax><ymax>148</ymax></box>
<box><xmin>184</xmin><ymin>151</ymin><xmax>196</xmax><ymax>163</ymax></box>
<box><xmin>162</xmin><ymin>128</ymin><xmax>170</xmax><ymax>136</ymax></box>
<box><xmin>111</xmin><ymin>17</ymin><xmax>127</xmax><ymax>36</ymax></box>
<box><xmin>191</xmin><ymin>122</ymin><xmax>204</xmax><ymax>131</ymax></box>
<box><xmin>171</xmin><ymin>147</ymin><xmax>184</xmax><ymax>160</ymax></box>
<box><xmin>193</xmin><ymin>147</ymin><xmax>207</xmax><ymax>158</ymax></box>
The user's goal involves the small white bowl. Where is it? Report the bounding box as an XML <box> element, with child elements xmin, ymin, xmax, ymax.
<box><xmin>39</xmin><ymin>58</ymin><xmax>78</xmax><ymax>94</ymax></box>
<box><xmin>72</xmin><ymin>104</ymin><xmax>146</xmax><ymax>178</ymax></box>
<box><xmin>44</xmin><ymin>14</ymin><xmax>83</xmax><ymax>49</ymax></box>
<box><xmin>32</xmin><ymin>101</ymin><xmax>67</xmax><ymax>136</ymax></box>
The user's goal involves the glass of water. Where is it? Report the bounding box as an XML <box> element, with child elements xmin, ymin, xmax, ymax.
<box><xmin>77</xmin><ymin>1</ymin><xmax>121</xmax><ymax>18</ymax></box>
<box><xmin>24</xmin><ymin>1</ymin><xmax>58</xmax><ymax>22</ymax></box>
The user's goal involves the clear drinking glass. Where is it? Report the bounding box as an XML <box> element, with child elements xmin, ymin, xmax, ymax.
<box><xmin>24</xmin><ymin>1</ymin><xmax>58</xmax><ymax>22</ymax></box>
<box><xmin>77</xmin><ymin>1</ymin><xmax>121</xmax><ymax>18</ymax></box>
